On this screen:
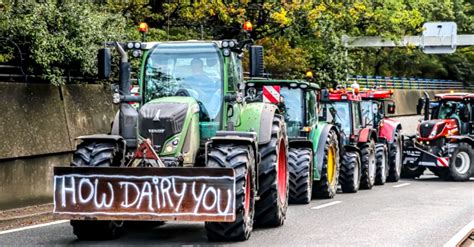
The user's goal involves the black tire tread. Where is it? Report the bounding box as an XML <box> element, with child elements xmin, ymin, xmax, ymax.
<box><xmin>360</xmin><ymin>140</ymin><xmax>376</xmax><ymax>190</ymax></box>
<box><xmin>313</xmin><ymin>130</ymin><xmax>339</xmax><ymax>198</ymax></box>
<box><xmin>70</xmin><ymin>141</ymin><xmax>124</xmax><ymax>240</ymax></box>
<box><xmin>387</xmin><ymin>131</ymin><xmax>402</xmax><ymax>182</ymax></box>
<box><xmin>205</xmin><ymin>144</ymin><xmax>255</xmax><ymax>241</ymax></box>
<box><xmin>339</xmin><ymin>151</ymin><xmax>361</xmax><ymax>193</ymax></box>
<box><xmin>374</xmin><ymin>143</ymin><xmax>388</xmax><ymax>185</ymax></box>
<box><xmin>254</xmin><ymin>115</ymin><xmax>288</xmax><ymax>227</ymax></box>
<box><xmin>288</xmin><ymin>148</ymin><xmax>312</xmax><ymax>204</ymax></box>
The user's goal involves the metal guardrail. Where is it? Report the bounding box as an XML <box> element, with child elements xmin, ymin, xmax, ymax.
<box><xmin>348</xmin><ymin>75</ymin><xmax>471</xmax><ymax>90</ymax></box>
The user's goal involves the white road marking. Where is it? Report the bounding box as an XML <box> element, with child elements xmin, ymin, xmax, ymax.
<box><xmin>444</xmin><ymin>220</ymin><xmax>474</xmax><ymax>247</ymax></box>
<box><xmin>393</xmin><ymin>183</ymin><xmax>411</xmax><ymax>188</ymax></box>
<box><xmin>0</xmin><ymin>220</ymin><xmax>69</xmax><ymax>235</ymax></box>
<box><xmin>311</xmin><ymin>201</ymin><xmax>342</xmax><ymax>210</ymax></box>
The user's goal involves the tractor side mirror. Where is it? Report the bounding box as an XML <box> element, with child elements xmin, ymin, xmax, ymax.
<box><xmin>320</xmin><ymin>89</ymin><xmax>330</xmax><ymax>102</ymax></box>
<box><xmin>249</xmin><ymin>45</ymin><xmax>264</xmax><ymax>77</ymax></box>
<box><xmin>98</xmin><ymin>48</ymin><xmax>111</xmax><ymax>79</ymax></box>
<box><xmin>416</xmin><ymin>97</ymin><xmax>424</xmax><ymax>115</ymax></box>
<box><xmin>387</xmin><ymin>102</ymin><xmax>396</xmax><ymax>114</ymax></box>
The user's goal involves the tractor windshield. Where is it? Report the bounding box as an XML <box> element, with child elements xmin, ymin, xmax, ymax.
<box><xmin>280</xmin><ymin>87</ymin><xmax>304</xmax><ymax>137</ymax></box>
<box><xmin>361</xmin><ymin>101</ymin><xmax>380</xmax><ymax>126</ymax></box>
<box><xmin>436</xmin><ymin>100</ymin><xmax>466</xmax><ymax>124</ymax></box>
<box><xmin>321</xmin><ymin>102</ymin><xmax>351</xmax><ymax>134</ymax></box>
<box><xmin>143</xmin><ymin>43</ymin><xmax>223</xmax><ymax>121</ymax></box>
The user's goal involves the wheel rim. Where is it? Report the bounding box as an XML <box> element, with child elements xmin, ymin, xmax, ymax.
<box><xmin>354</xmin><ymin>156</ymin><xmax>360</xmax><ymax>186</ymax></box>
<box><xmin>327</xmin><ymin>145</ymin><xmax>336</xmax><ymax>184</ymax></box>
<box><xmin>277</xmin><ymin>140</ymin><xmax>287</xmax><ymax>204</ymax></box>
<box><xmin>454</xmin><ymin>151</ymin><xmax>470</xmax><ymax>174</ymax></box>
<box><xmin>369</xmin><ymin>145</ymin><xmax>376</xmax><ymax>181</ymax></box>
<box><xmin>381</xmin><ymin>149</ymin><xmax>386</xmax><ymax>178</ymax></box>
<box><xmin>244</xmin><ymin>171</ymin><xmax>251</xmax><ymax>217</ymax></box>
<box><xmin>395</xmin><ymin>138</ymin><xmax>402</xmax><ymax>173</ymax></box>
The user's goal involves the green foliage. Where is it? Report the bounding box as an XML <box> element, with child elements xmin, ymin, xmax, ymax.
<box><xmin>0</xmin><ymin>1</ymin><xmax>127</xmax><ymax>85</ymax></box>
<box><xmin>0</xmin><ymin>0</ymin><xmax>472</xmax><ymax>85</ymax></box>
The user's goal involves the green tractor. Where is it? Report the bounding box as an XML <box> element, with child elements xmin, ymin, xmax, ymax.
<box><xmin>243</xmin><ymin>79</ymin><xmax>340</xmax><ymax>203</ymax></box>
<box><xmin>52</xmin><ymin>39</ymin><xmax>289</xmax><ymax>241</ymax></box>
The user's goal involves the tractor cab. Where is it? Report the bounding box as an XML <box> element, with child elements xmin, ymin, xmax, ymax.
<box><xmin>357</xmin><ymin>89</ymin><xmax>396</xmax><ymax>126</ymax></box>
<box><xmin>320</xmin><ymin>88</ymin><xmax>363</xmax><ymax>145</ymax></box>
<box><xmin>244</xmin><ymin>79</ymin><xmax>319</xmax><ymax>137</ymax></box>
<box><xmin>403</xmin><ymin>93</ymin><xmax>474</xmax><ymax>181</ymax></box>
<box><xmin>416</xmin><ymin>93</ymin><xmax>474</xmax><ymax>141</ymax></box>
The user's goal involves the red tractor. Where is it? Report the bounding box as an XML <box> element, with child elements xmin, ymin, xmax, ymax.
<box><xmin>357</xmin><ymin>89</ymin><xmax>402</xmax><ymax>183</ymax></box>
<box><xmin>320</xmin><ymin>88</ymin><xmax>379</xmax><ymax>192</ymax></box>
<box><xmin>403</xmin><ymin>93</ymin><xmax>474</xmax><ymax>180</ymax></box>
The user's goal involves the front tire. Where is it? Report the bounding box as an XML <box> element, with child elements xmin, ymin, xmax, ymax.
<box><xmin>255</xmin><ymin>115</ymin><xmax>288</xmax><ymax>227</ymax></box>
<box><xmin>313</xmin><ymin>129</ymin><xmax>340</xmax><ymax>198</ymax></box>
<box><xmin>448</xmin><ymin>142</ymin><xmax>473</xmax><ymax>181</ymax></box>
<box><xmin>288</xmin><ymin>148</ymin><xmax>312</xmax><ymax>204</ymax></box>
<box><xmin>339</xmin><ymin>151</ymin><xmax>361</xmax><ymax>193</ymax></box>
<box><xmin>374</xmin><ymin>143</ymin><xmax>389</xmax><ymax>185</ymax></box>
<box><xmin>360</xmin><ymin>140</ymin><xmax>376</xmax><ymax>190</ymax></box>
<box><xmin>205</xmin><ymin>144</ymin><xmax>256</xmax><ymax>241</ymax></box>
<box><xmin>70</xmin><ymin>141</ymin><xmax>125</xmax><ymax>240</ymax></box>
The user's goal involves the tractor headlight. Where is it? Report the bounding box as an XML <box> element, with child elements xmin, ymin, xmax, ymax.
<box><xmin>127</xmin><ymin>42</ymin><xmax>134</xmax><ymax>49</ymax></box>
<box><xmin>163</xmin><ymin>137</ymin><xmax>180</xmax><ymax>154</ymax></box>
<box><xmin>112</xmin><ymin>93</ymin><xmax>121</xmax><ymax>104</ymax></box>
<box><xmin>132</xmin><ymin>49</ymin><xmax>142</xmax><ymax>58</ymax></box>
<box><xmin>222</xmin><ymin>41</ymin><xmax>229</xmax><ymax>48</ymax></box>
<box><xmin>223</xmin><ymin>48</ymin><xmax>231</xmax><ymax>57</ymax></box>
<box><xmin>228</xmin><ymin>41</ymin><xmax>236</xmax><ymax>48</ymax></box>
<box><xmin>134</xmin><ymin>42</ymin><xmax>141</xmax><ymax>49</ymax></box>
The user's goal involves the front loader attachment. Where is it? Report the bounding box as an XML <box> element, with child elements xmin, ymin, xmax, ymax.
<box><xmin>53</xmin><ymin>167</ymin><xmax>236</xmax><ymax>222</ymax></box>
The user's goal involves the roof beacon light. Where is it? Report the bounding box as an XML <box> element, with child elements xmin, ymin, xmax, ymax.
<box><xmin>243</xmin><ymin>21</ymin><xmax>253</xmax><ymax>32</ymax></box>
<box><xmin>306</xmin><ymin>71</ymin><xmax>313</xmax><ymax>78</ymax></box>
<box><xmin>139</xmin><ymin>22</ymin><xmax>149</xmax><ymax>33</ymax></box>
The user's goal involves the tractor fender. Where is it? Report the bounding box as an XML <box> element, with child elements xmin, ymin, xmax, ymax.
<box><xmin>357</xmin><ymin>128</ymin><xmax>377</xmax><ymax>144</ymax></box>
<box><xmin>344</xmin><ymin>144</ymin><xmax>360</xmax><ymax>154</ymax></box>
<box><xmin>207</xmin><ymin>131</ymin><xmax>259</xmax><ymax>189</ymax></box>
<box><xmin>236</xmin><ymin>102</ymin><xmax>279</xmax><ymax>145</ymax></box>
<box><xmin>448</xmin><ymin>135</ymin><xmax>474</xmax><ymax>146</ymax></box>
<box><xmin>379</xmin><ymin>118</ymin><xmax>402</xmax><ymax>143</ymax></box>
<box><xmin>111</xmin><ymin>111</ymin><xmax>119</xmax><ymax>135</ymax></box>
<box><xmin>312</xmin><ymin>123</ymin><xmax>340</xmax><ymax>179</ymax></box>
<box><xmin>288</xmin><ymin>138</ymin><xmax>313</xmax><ymax>150</ymax></box>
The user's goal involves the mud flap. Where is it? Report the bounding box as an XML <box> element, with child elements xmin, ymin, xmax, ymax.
<box><xmin>53</xmin><ymin>167</ymin><xmax>236</xmax><ymax>222</ymax></box>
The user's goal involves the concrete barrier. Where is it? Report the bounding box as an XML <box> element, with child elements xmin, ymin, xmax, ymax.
<box><xmin>390</xmin><ymin>89</ymin><xmax>448</xmax><ymax>116</ymax></box>
<box><xmin>0</xmin><ymin>82</ymin><xmax>116</xmax><ymax>210</ymax></box>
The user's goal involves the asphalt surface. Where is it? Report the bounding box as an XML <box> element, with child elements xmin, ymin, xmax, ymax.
<box><xmin>0</xmin><ymin>175</ymin><xmax>472</xmax><ymax>246</ymax></box>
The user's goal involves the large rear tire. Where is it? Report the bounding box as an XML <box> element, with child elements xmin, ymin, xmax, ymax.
<box><xmin>313</xmin><ymin>129</ymin><xmax>339</xmax><ymax>198</ymax></box>
<box><xmin>70</xmin><ymin>141</ymin><xmax>125</xmax><ymax>240</ymax></box>
<box><xmin>360</xmin><ymin>140</ymin><xmax>376</xmax><ymax>190</ymax></box>
<box><xmin>205</xmin><ymin>144</ymin><xmax>255</xmax><ymax>241</ymax></box>
<box><xmin>448</xmin><ymin>142</ymin><xmax>473</xmax><ymax>181</ymax></box>
<box><xmin>374</xmin><ymin>143</ymin><xmax>389</xmax><ymax>185</ymax></box>
<box><xmin>255</xmin><ymin>115</ymin><xmax>288</xmax><ymax>227</ymax></box>
<box><xmin>339</xmin><ymin>151</ymin><xmax>361</xmax><ymax>193</ymax></box>
<box><xmin>288</xmin><ymin>148</ymin><xmax>312</xmax><ymax>204</ymax></box>
<box><xmin>387</xmin><ymin>131</ymin><xmax>403</xmax><ymax>182</ymax></box>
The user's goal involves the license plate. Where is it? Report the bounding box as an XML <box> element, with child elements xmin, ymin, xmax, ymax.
<box><xmin>53</xmin><ymin>167</ymin><xmax>235</xmax><ymax>222</ymax></box>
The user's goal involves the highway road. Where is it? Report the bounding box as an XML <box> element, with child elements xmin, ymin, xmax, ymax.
<box><xmin>0</xmin><ymin>174</ymin><xmax>472</xmax><ymax>246</ymax></box>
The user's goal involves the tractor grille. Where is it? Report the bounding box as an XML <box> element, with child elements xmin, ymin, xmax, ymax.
<box><xmin>139</xmin><ymin>102</ymin><xmax>188</xmax><ymax>151</ymax></box>
<box><xmin>419</xmin><ymin>120</ymin><xmax>437</xmax><ymax>138</ymax></box>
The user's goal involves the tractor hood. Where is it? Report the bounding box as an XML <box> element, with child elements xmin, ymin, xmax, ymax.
<box><xmin>417</xmin><ymin>119</ymin><xmax>458</xmax><ymax>140</ymax></box>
